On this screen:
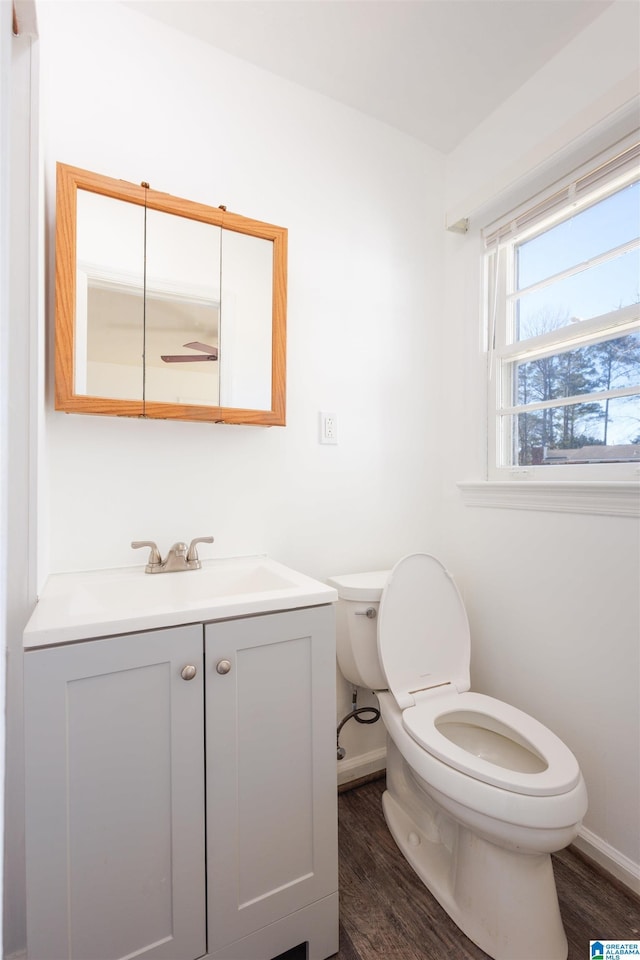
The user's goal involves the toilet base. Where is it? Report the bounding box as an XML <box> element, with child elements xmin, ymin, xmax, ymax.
<box><xmin>382</xmin><ymin>782</ymin><xmax>568</xmax><ymax>960</ymax></box>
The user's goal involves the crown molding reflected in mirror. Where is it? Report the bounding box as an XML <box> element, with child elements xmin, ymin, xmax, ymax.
<box><xmin>55</xmin><ymin>163</ymin><xmax>287</xmax><ymax>425</ymax></box>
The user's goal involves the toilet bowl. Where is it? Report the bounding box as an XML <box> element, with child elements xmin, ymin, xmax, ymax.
<box><xmin>328</xmin><ymin>553</ymin><xmax>588</xmax><ymax>960</ymax></box>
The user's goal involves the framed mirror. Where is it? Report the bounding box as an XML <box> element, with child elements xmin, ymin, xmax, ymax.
<box><xmin>55</xmin><ymin>163</ymin><xmax>287</xmax><ymax>425</ymax></box>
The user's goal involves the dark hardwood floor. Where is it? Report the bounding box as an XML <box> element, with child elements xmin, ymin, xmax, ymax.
<box><xmin>334</xmin><ymin>776</ymin><xmax>640</xmax><ymax>960</ymax></box>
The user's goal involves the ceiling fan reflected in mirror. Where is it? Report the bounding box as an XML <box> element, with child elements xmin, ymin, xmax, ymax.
<box><xmin>161</xmin><ymin>341</ymin><xmax>219</xmax><ymax>363</ymax></box>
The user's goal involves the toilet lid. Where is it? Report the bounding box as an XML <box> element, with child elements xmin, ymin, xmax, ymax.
<box><xmin>377</xmin><ymin>554</ymin><xmax>470</xmax><ymax>710</ymax></box>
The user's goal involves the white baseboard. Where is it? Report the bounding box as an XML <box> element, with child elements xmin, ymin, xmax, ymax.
<box><xmin>337</xmin><ymin>747</ymin><xmax>386</xmax><ymax>787</ymax></box>
<box><xmin>573</xmin><ymin>826</ymin><xmax>640</xmax><ymax>896</ymax></box>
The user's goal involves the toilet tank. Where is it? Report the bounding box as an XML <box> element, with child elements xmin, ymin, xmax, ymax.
<box><xmin>327</xmin><ymin>571</ymin><xmax>389</xmax><ymax>690</ymax></box>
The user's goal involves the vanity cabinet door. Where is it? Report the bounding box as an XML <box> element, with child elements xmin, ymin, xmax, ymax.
<box><xmin>24</xmin><ymin>626</ymin><xmax>207</xmax><ymax>960</ymax></box>
<box><xmin>205</xmin><ymin>606</ymin><xmax>338</xmax><ymax>958</ymax></box>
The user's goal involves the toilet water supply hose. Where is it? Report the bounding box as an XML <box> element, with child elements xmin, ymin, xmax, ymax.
<box><xmin>336</xmin><ymin>688</ymin><xmax>380</xmax><ymax>760</ymax></box>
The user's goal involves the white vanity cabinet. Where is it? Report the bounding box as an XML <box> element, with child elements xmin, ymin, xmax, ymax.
<box><xmin>24</xmin><ymin>625</ymin><xmax>207</xmax><ymax>960</ymax></box>
<box><xmin>205</xmin><ymin>608</ymin><xmax>338</xmax><ymax>960</ymax></box>
<box><xmin>24</xmin><ymin>568</ymin><xmax>338</xmax><ymax>960</ymax></box>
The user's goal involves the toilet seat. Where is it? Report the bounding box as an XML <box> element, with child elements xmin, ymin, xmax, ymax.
<box><xmin>402</xmin><ymin>691</ymin><xmax>581</xmax><ymax>797</ymax></box>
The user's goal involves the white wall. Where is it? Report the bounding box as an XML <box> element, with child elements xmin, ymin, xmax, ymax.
<box><xmin>445</xmin><ymin>0</ymin><xmax>640</xmax><ymax>226</ymax></box>
<box><xmin>441</xmin><ymin>0</ymin><xmax>640</xmax><ymax>887</ymax></box>
<box><xmin>38</xmin><ymin>1</ymin><xmax>444</xmax><ymax>583</ymax></box>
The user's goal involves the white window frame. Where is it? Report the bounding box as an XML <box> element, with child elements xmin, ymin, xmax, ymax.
<box><xmin>484</xmin><ymin>139</ymin><xmax>640</xmax><ymax>487</ymax></box>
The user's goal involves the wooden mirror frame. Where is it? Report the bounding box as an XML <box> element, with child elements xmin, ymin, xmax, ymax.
<box><xmin>54</xmin><ymin>163</ymin><xmax>287</xmax><ymax>425</ymax></box>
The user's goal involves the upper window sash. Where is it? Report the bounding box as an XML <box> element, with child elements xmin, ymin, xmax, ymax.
<box><xmin>511</xmin><ymin>236</ymin><xmax>639</xmax><ymax>310</ymax></box>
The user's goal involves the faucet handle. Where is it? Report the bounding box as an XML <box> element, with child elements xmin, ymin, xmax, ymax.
<box><xmin>187</xmin><ymin>536</ymin><xmax>214</xmax><ymax>565</ymax></box>
<box><xmin>131</xmin><ymin>541</ymin><xmax>162</xmax><ymax>569</ymax></box>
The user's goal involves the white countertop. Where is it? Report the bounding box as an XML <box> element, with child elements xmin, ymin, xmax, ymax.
<box><xmin>24</xmin><ymin>555</ymin><xmax>337</xmax><ymax>648</ymax></box>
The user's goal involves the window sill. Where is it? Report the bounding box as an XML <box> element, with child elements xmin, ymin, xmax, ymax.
<box><xmin>457</xmin><ymin>481</ymin><xmax>640</xmax><ymax>517</ymax></box>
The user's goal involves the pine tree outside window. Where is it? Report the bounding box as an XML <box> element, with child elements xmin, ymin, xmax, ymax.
<box><xmin>485</xmin><ymin>141</ymin><xmax>640</xmax><ymax>481</ymax></box>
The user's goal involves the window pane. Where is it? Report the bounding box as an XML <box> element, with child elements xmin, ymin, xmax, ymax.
<box><xmin>515</xmin><ymin>247</ymin><xmax>640</xmax><ymax>341</ymax></box>
<box><xmin>514</xmin><ymin>394</ymin><xmax>640</xmax><ymax>465</ymax></box>
<box><xmin>516</xmin><ymin>180</ymin><xmax>640</xmax><ymax>290</ymax></box>
<box><xmin>516</xmin><ymin>332</ymin><xmax>640</xmax><ymax>404</ymax></box>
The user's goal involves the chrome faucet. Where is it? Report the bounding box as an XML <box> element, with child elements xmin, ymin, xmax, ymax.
<box><xmin>131</xmin><ymin>536</ymin><xmax>214</xmax><ymax>574</ymax></box>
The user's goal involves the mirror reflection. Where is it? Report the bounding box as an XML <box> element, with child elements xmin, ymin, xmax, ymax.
<box><xmin>76</xmin><ymin>190</ymin><xmax>145</xmax><ymax>399</ymax></box>
<box><xmin>220</xmin><ymin>230</ymin><xmax>273</xmax><ymax>411</ymax></box>
<box><xmin>145</xmin><ymin>208</ymin><xmax>221</xmax><ymax>407</ymax></box>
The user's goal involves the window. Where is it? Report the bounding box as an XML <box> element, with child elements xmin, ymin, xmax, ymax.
<box><xmin>485</xmin><ymin>141</ymin><xmax>640</xmax><ymax>480</ymax></box>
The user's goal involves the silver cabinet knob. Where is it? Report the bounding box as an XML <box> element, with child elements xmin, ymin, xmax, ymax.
<box><xmin>216</xmin><ymin>659</ymin><xmax>232</xmax><ymax>675</ymax></box>
<box><xmin>181</xmin><ymin>664</ymin><xmax>197</xmax><ymax>681</ymax></box>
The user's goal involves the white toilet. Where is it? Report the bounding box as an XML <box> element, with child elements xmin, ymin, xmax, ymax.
<box><xmin>328</xmin><ymin>553</ymin><xmax>588</xmax><ymax>960</ymax></box>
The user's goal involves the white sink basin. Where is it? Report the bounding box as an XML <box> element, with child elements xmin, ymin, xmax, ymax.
<box><xmin>24</xmin><ymin>556</ymin><xmax>338</xmax><ymax>647</ymax></box>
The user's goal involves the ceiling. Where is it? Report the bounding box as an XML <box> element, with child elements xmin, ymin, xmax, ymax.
<box><xmin>124</xmin><ymin>0</ymin><xmax>612</xmax><ymax>153</ymax></box>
